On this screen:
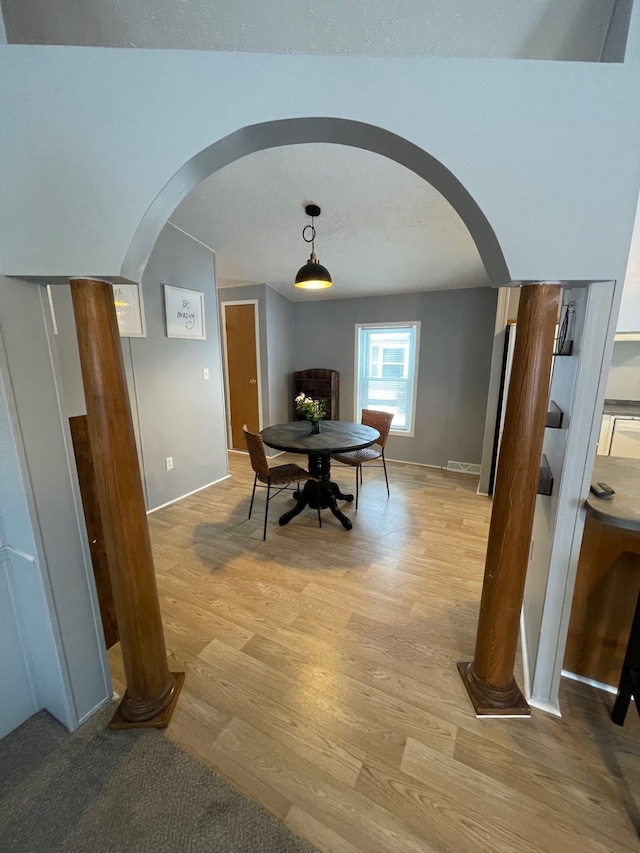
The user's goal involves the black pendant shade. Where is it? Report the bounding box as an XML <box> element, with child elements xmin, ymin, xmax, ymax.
<box><xmin>295</xmin><ymin>253</ymin><xmax>332</xmax><ymax>290</ymax></box>
<box><xmin>295</xmin><ymin>204</ymin><xmax>333</xmax><ymax>290</ymax></box>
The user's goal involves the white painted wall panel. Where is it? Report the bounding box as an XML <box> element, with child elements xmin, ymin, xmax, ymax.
<box><xmin>1</xmin><ymin>48</ymin><xmax>640</xmax><ymax>286</ymax></box>
<box><xmin>0</xmin><ymin>277</ymin><xmax>111</xmax><ymax>734</ymax></box>
<box><xmin>0</xmin><ymin>559</ymin><xmax>37</xmax><ymax>739</ymax></box>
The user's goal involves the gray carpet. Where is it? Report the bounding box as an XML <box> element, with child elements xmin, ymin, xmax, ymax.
<box><xmin>0</xmin><ymin>706</ymin><xmax>318</xmax><ymax>853</ymax></box>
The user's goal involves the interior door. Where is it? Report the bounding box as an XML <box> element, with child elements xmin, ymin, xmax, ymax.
<box><xmin>223</xmin><ymin>302</ymin><xmax>260</xmax><ymax>450</ymax></box>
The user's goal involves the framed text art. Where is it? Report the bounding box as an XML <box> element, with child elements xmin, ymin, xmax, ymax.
<box><xmin>164</xmin><ymin>285</ymin><xmax>206</xmax><ymax>340</ymax></box>
<box><xmin>112</xmin><ymin>283</ymin><xmax>146</xmax><ymax>338</ymax></box>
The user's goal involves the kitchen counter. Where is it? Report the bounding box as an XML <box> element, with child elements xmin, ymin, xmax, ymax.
<box><xmin>603</xmin><ymin>399</ymin><xmax>640</xmax><ymax>417</ymax></box>
<box><xmin>564</xmin><ymin>456</ymin><xmax>640</xmax><ymax>687</ymax></box>
<box><xmin>586</xmin><ymin>456</ymin><xmax>640</xmax><ymax>531</ymax></box>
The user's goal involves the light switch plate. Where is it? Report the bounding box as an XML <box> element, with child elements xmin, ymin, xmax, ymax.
<box><xmin>202</xmin><ymin>368</ymin><xmax>210</xmax><ymax>380</ymax></box>
<box><xmin>165</xmin><ymin>456</ymin><xmax>174</xmax><ymax>471</ymax></box>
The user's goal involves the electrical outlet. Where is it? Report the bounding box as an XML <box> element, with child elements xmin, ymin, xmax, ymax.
<box><xmin>165</xmin><ymin>456</ymin><xmax>173</xmax><ymax>471</ymax></box>
<box><xmin>202</xmin><ymin>368</ymin><xmax>210</xmax><ymax>380</ymax></box>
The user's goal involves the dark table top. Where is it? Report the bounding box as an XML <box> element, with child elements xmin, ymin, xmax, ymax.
<box><xmin>586</xmin><ymin>456</ymin><xmax>640</xmax><ymax>532</ymax></box>
<box><xmin>261</xmin><ymin>420</ymin><xmax>379</xmax><ymax>455</ymax></box>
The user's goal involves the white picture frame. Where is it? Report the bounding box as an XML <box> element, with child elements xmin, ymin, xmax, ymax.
<box><xmin>112</xmin><ymin>283</ymin><xmax>146</xmax><ymax>338</ymax></box>
<box><xmin>163</xmin><ymin>285</ymin><xmax>206</xmax><ymax>340</ymax></box>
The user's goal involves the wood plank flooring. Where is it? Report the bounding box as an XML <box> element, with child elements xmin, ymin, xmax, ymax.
<box><xmin>109</xmin><ymin>452</ymin><xmax>640</xmax><ymax>852</ymax></box>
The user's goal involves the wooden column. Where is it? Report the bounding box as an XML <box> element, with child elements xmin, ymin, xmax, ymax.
<box><xmin>458</xmin><ymin>282</ymin><xmax>561</xmax><ymax>716</ymax></box>
<box><xmin>70</xmin><ymin>278</ymin><xmax>183</xmax><ymax>728</ymax></box>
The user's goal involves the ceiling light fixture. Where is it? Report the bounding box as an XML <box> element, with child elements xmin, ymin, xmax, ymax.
<box><xmin>295</xmin><ymin>204</ymin><xmax>333</xmax><ymax>290</ymax></box>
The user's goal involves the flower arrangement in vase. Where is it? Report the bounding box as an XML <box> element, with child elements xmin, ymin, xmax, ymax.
<box><xmin>295</xmin><ymin>392</ymin><xmax>326</xmax><ymax>433</ymax></box>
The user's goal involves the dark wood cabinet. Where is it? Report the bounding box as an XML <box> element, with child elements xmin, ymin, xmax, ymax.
<box><xmin>293</xmin><ymin>369</ymin><xmax>339</xmax><ymax>421</ymax></box>
<box><xmin>69</xmin><ymin>415</ymin><xmax>119</xmax><ymax>649</ymax></box>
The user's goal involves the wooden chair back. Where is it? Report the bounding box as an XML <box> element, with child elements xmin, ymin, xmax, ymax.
<box><xmin>361</xmin><ymin>409</ymin><xmax>394</xmax><ymax>449</ymax></box>
<box><xmin>243</xmin><ymin>425</ymin><xmax>271</xmax><ymax>478</ymax></box>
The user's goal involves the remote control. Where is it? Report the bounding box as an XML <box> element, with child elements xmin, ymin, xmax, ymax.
<box><xmin>590</xmin><ymin>482</ymin><xmax>615</xmax><ymax>499</ymax></box>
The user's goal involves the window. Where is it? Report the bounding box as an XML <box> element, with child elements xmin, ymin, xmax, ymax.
<box><xmin>355</xmin><ymin>322</ymin><xmax>420</xmax><ymax>435</ymax></box>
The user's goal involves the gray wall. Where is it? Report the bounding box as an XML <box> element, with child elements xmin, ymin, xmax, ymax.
<box><xmin>52</xmin><ymin>224</ymin><xmax>229</xmax><ymax>511</ymax></box>
<box><xmin>293</xmin><ymin>287</ymin><xmax>498</xmax><ymax>467</ymax></box>
<box><xmin>605</xmin><ymin>340</ymin><xmax>640</xmax><ymax>401</ymax></box>
<box><xmin>265</xmin><ymin>287</ymin><xmax>295</xmax><ymax>425</ymax></box>
<box><xmin>0</xmin><ymin>275</ymin><xmax>111</xmax><ymax>738</ymax></box>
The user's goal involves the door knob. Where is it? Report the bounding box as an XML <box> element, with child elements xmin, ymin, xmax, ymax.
<box><xmin>249</xmin><ymin>379</ymin><xmax>257</xmax><ymax>384</ymax></box>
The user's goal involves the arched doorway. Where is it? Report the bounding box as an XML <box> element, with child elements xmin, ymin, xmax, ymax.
<box><xmin>122</xmin><ymin>117</ymin><xmax>510</xmax><ymax>287</ymax></box>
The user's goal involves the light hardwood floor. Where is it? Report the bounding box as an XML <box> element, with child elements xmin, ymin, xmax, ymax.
<box><xmin>109</xmin><ymin>452</ymin><xmax>640</xmax><ymax>853</ymax></box>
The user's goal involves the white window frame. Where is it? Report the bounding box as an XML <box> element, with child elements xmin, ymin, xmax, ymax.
<box><xmin>354</xmin><ymin>321</ymin><xmax>421</xmax><ymax>438</ymax></box>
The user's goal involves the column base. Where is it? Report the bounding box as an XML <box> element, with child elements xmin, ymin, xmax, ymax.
<box><xmin>457</xmin><ymin>661</ymin><xmax>530</xmax><ymax>718</ymax></box>
<box><xmin>109</xmin><ymin>672</ymin><xmax>185</xmax><ymax>730</ymax></box>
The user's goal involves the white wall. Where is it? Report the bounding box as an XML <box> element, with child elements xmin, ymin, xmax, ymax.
<box><xmin>605</xmin><ymin>340</ymin><xmax>640</xmax><ymax>400</ymax></box>
<box><xmin>521</xmin><ymin>282</ymin><xmax>618</xmax><ymax>712</ymax></box>
<box><xmin>0</xmin><ymin>276</ymin><xmax>111</xmax><ymax>738</ymax></box>
<box><xmin>1</xmin><ymin>47</ymin><xmax>640</xmax><ymax>286</ymax></box>
<box><xmin>0</xmin><ymin>362</ymin><xmax>39</xmax><ymax>738</ymax></box>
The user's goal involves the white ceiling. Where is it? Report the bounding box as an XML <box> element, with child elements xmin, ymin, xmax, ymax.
<box><xmin>170</xmin><ymin>144</ymin><xmax>492</xmax><ymax>301</ymax></box>
<box><xmin>0</xmin><ymin>1</ymin><xmax>619</xmax><ymax>300</ymax></box>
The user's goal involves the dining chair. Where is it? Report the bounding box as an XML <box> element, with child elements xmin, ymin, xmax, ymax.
<box><xmin>611</xmin><ymin>586</ymin><xmax>640</xmax><ymax>726</ymax></box>
<box><xmin>243</xmin><ymin>425</ymin><xmax>317</xmax><ymax>540</ymax></box>
<box><xmin>331</xmin><ymin>409</ymin><xmax>394</xmax><ymax>509</ymax></box>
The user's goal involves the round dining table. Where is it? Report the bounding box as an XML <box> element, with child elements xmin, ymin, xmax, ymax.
<box><xmin>260</xmin><ymin>420</ymin><xmax>379</xmax><ymax>530</ymax></box>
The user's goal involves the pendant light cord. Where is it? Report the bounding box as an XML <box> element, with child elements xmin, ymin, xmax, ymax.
<box><xmin>302</xmin><ymin>217</ymin><xmax>317</xmax><ymax>255</ymax></box>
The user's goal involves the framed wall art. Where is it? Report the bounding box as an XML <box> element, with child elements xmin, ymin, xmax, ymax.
<box><xmin>163</xmin><ymin>285</ymin><xmax>206</xmax><ymax>340</ymax></box>
<box><xmin>112</xmin><ymin>282</ymin><xmax>146</xmax><ymax>338</ymax></box>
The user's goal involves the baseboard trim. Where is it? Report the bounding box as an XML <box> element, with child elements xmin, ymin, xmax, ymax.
<box><xmin>527</xmin><ymin>696</ymin><xmax>562</xmax><ymax>717</ymax></box>
<box><xmin>561</xmin><ymin>669</ymin><xmax>617</xmax><ymax>695</ymax></box>
<box><xmin>0</xmin><ymin>544</ymin><xmax>36</xmax><ymax>563</ymax></box>
<box><xmin>384</xmin><ymin>457</ymin><xmax>443</xmax><ymax>469</ymax></box>
<box><xmin>519</xmin><ymin>608</ymin><xmax>563</xmax><ymax>717</ymax></box>
<box><xmin>147</xmin><ymin>474</ymin><xmax>231</xmax><ymax>514</ymax></box>
<box><xmin>520</xmin><ymin>610</ymin><xmax>532</xmax><ymax>701</ymax></box>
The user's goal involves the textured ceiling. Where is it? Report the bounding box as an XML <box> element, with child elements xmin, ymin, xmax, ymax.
<box><xmin>170</xmin><ymin>144</ymin><xmax>491</xmax><ymax>301</ymax></box>
<box><xmin>1</xmin><ymin>0</ymin><xmax>615</xmax><ymax>61</ymax></box>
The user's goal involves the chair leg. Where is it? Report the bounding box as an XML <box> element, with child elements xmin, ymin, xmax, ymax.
<box><xmin>355</xmin><ymin>465</ymin><xmax>359</xmax><ymax>510</ymax></box>
<box><xmin>382</xmin><ymin>451</ymin><xmax>390</xmax><ymax>497</ymax></box>
<box><xmin>612</xmin><ymin>671</ymin><xmax>633</xmax><ymax>726</ymax></box>
<box><xmin>612</xmin><ymin>590</ymin><xmax>640</xmax><ymax>725</ymax></box>
<box><xmin>249</xmin><ymin>473</ymin><xmax>258</xmax><ymax>519</ymax></box>
<box><xmin>263</xmin><ymin>482</ymin><xmax>270</xmax><ymax>541</ymax></box>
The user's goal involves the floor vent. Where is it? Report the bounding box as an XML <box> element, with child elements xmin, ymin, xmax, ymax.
<box><xmin>446</xmin><ymin>461</ymin><xmax>481</xmax><ymax>475</ymax></box>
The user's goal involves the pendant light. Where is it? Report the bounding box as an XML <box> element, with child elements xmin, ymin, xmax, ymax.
<box><xmin>295</xmin><ymin>204</ymin><xmax>333</xmax><ymax>290</ymax></box>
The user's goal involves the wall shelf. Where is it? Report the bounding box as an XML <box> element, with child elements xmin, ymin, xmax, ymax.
<box><xmin>545</xmin><ymin>401</ymin><xmax>564</xmax><ymax>429</ymax></box>
<box><xmin>538</xmin><ymin>454</ymin><xmax>554</xmax><ymax>496</ymax></box>
<box><xmin>553</xmin><ymin>340</ymin><xmax>573</xmax><ymax>357</ymax></box>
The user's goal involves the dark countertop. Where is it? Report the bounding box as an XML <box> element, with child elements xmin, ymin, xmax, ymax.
<box><xmin>603</xmin><ymin>399</ymin><xmax>640</xmax><ymax>417</ymax></box>
<box><xmin>586</xmin><ymin>456</ymin><xmax>640</xmax><ymax>532</ymax></box>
